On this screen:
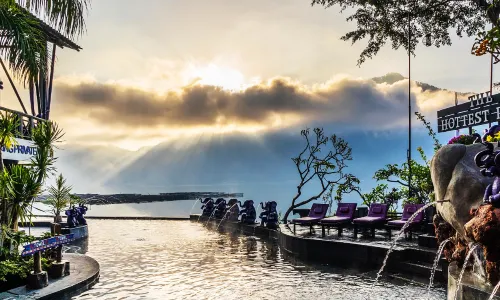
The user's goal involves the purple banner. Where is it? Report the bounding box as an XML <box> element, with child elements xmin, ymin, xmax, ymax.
<box><xmin>21</xmin><ymin>234</ymin><xmax>74</xmax><ymax>257</ymax></box>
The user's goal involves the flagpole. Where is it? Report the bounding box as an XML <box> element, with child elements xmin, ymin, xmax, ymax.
<box><xmin>491</xmin><ymin>24</ymin><xmax>496</xmax><ymax>126</ymax></box>
<box><xmin>408</xmin><ymin>8</ymin><xmax>412</xmax><ymax>200</ymax></box>
<box><xmin>455</xmin><ymin>92</ymin><xmax>459</xmax><ymax>137</ymax></box>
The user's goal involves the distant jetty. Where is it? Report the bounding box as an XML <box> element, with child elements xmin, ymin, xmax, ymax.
<box><xmin>35</xmin><ymin>192</ymin><xmax>244</xmax><ymax>205</ymax></box>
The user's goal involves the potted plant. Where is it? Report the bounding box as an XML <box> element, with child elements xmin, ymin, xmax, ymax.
<box><xmin>43</xmin><ymin>174</ymin><xmax>71</xmax><ymax>223</ymax></box>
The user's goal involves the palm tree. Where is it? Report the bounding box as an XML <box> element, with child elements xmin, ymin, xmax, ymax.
<box><xmin>43</xmin><ymin>173</ymin><xmax>71</xmax><ymax>223</ymax></box>
<box><xmin>0</xmin><ymin>120</ymin><xmax>63</xmax><ymax>231</ymax></box>
<box><xmin>0</xmin><ymin>0</ymin><xmax>90</xmax><ymax>85</ymax></box>
<box><xmin>8</xmin><ymin>165</ymin><xmax>41</xmax><ymax>231</ymax></box>
<box><xmin>0</xmin><ymin>112</ymin><xmax>19</xmax><ymax>227</ymax></box>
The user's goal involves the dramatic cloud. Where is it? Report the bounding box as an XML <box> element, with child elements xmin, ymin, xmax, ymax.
<box><xmin>53</xmin><ymin>74</ymin><xmax>458</xmax><ymax>133</ymax></box>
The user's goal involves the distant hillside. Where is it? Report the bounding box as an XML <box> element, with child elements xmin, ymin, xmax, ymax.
<box><xmin>372</xmin><ymin>72</ymin><xmax>472</xmax><ymax>96</ymax></box>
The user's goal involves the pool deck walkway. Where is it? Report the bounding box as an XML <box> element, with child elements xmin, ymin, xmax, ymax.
<box><xmin>0</xmin><ymin>254</ymin><xmax>99</xmax><ymax>300</ymax></box>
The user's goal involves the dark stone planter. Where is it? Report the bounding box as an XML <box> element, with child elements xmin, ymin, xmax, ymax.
<box><xmin>26</xmin><ymin>271</ymin><xmax>48</xmax><ymax>290</ymax></box>
<box><xmin>47</xmin><ymin>262</ymin><xmax>66</xmax><ymax>279</ymax></box>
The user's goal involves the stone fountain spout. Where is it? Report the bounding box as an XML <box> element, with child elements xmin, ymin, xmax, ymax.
<box><xmin>431</xmin><ymin>134</ymin><xmax>500</xmax><ymax>298</ymax></box>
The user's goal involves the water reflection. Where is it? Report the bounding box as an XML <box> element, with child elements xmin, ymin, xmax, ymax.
<box><xmin>71</xmin><ymin>220</ymin><xmax>445</xmax><ymax>300</ymax></box>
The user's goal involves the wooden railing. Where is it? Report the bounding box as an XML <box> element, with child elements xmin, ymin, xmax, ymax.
<box><xmin>0</xmin><ymin>106</ymin><xmax>46</xmax><ymax>140</ymax></box>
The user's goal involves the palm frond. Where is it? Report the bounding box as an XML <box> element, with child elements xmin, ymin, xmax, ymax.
<box><xmin>0</xmin><ymin>1</ymin><xmax>48</xmax><ymax>86</ymax></box>
<box><xmin>17</xmin><ymin>0</ymin><xmax>90</xmax><ymax>38</ymax></box>
<box><xmin>7</xmin><ymin>164</ymin><xmax>41</xmax><ymax>224</ymax></box>
<box><xmin>0</xmin><ymin>112</ymin><xmax>20</xmax><ymax>149</ymax></box>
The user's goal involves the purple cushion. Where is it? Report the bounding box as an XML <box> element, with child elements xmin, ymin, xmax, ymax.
<box><xmin>339</xmin><ymin>207</ymin><xmax>349</xmax><ymax>213</ymax></box>
<box><xmin>314</xmin><ymin>206</ymin><xmax>323</xmax><ymax>213</ymax></box>
<box><xmin>372</xmin><ymin>207</ymin><xmax>382</xmax><ymax>214</ymax></box>
<box><xmin>353</xmin><ymin>216</ymin><xmax>386</xmax><ymax>224</ymax></box>
<box><xmin>320</xmin><ymin>216</ymin><xmax>351</xmax><ymax>224</ymax></box>
<box><xmin>387</xmin><ymin>220</ymin><xmax>406</xmax><ymax>226</ymax></box>
<box><xmin>292</xmin><ymin>216</ymin><xmax>322</xmax><ymax>224</ymax></box>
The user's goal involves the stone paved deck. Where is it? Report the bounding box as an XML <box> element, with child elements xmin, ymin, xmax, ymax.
<box><xmin>0</xmin><ymin>254</ymin><xmax>99</xmax><ymax>300</ymax></box>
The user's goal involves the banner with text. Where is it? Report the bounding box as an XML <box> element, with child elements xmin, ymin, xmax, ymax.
<box><xmin>437</xmin><ymin>91</ymin><xmax>500</xmax><ymax>133</ymax></box>
<box><xmin>1</xmin><ymin>138</ymin><xmax>38</xmax><ymax>161</ymax></box>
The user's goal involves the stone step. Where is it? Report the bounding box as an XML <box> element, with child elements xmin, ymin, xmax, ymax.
<box><xmin>386</xmin><ymin>272</ymin><xmax>437</xmax><ymax>287</ymax></box>
<box><xmin>395</xmin><ymin>261</ymin><xmax>445</xmax><ymax>283</ymax></box>
<box><xmin>401</xmin><ymin>247</ymin><xmax>438</xmax><ymax>264</ymax></box>
<box><xmin>418</xmin><ymin>234</ymin><xmax>438</xmax><ymax>249</ymax></box>
<box><xmin>425</xmin><ymin>222</ymin><xmax>435</xmax><ymax>235</ymax></box>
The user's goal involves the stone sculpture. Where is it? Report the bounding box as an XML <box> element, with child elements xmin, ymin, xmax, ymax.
<box><xmin>226</xmin><ymin>199</ymin><xmax>239</xmax><ymax>221</ymax></box>
<box><xmin>200</xmin><ymin>198</ymin><xmax>215</xmax><ymax>217</ymax></box>
<box><xmin>239</xmin><ymin>200</ymin><xmax>256</xmax><ymax>224</ymax></box>
<box><xmin>213</xmin><ymin>198</ymin><xmax>227</xmax><ymax>219</ymax></box>
<box><xmin>259</xmin><ymin>201</ymin><xmax>278</xmax><ymax>229</ymax></box>
<box><xmin>431</xmin><ymin>127</ymin><xmax>500</xmax><ymax>285</ymax></box>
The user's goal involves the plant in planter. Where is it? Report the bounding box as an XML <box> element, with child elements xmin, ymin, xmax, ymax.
<box><xmin>485</xmin><ymin>131</ymin><xmax>500</xmax><ymax>143</ymax></box>
<box><xmin>42</xmin><ymin>174</ymin><xmax>71</xmax><ymax>223</ymax></box>
<box><xmin>447</xmin><ymin>134</ymin><xmax>477</xmax><ymax>145</ymax></box>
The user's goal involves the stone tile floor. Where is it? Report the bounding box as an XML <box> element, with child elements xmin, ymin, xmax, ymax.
<box><xmin>282</xmin><ymin>224</ymin><xmax>428</xmax><ymax>250</ymax></box>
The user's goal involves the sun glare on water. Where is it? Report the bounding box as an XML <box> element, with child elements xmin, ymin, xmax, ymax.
<box><xmin>183</xmin><ymin>63</ymin><xmax>247</xmax><ymax>91</ymax></box>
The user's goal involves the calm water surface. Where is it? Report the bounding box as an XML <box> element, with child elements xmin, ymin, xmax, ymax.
<box><xmin>68</xmin><ymin>220</ymin><xmax>445</xmax><ymax>300</ymax></box>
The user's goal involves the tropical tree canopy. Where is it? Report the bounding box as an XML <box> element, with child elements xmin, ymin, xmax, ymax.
<box><xmin>43</xmin><ymin>173</ymin><xmax>71</xmax><ymax>217</ymax></box>
<box><xmin>310</xmin><ymin>0</ymin><xmax>493</xmax><ymax>65</ymax></box>
<box><xmin>0</xmin><ymin>0</ymin><xmax>90</xmax><ymax>85</ymax></box>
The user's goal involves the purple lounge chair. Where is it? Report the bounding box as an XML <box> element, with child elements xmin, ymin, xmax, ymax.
<box><xmin>386</xmin><ymin>203</ymin><xmax>425</xmax><ymax>240</ymax></box>
<box><xmin>291</xmin><ymin>203</ymin><xmax>329</xmax><ymax>234</ymax></box>
<box><xmin>319</xmin><ymin>203</ymin><xmax>357</xmax><ymax>237</ymax></box>
<box><xmin>352</xmin><ymin>203</ymin><xmax>388</xmax><ymax>238</ymax></box>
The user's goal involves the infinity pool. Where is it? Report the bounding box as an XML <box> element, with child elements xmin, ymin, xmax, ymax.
<box><xmin>67</xmin><ymin>220</ymin><xmax>445</xmax><ymax>300</ymax></box>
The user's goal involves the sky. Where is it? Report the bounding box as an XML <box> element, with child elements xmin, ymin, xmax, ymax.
<box><xmin>0</xmin><ymin>0</ymin><xmax>499</xmax><ymax>212</ymax></box>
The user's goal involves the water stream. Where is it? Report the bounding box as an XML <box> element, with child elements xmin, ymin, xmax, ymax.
<box><xmin>205</xmin><ymin>208</ymin><xmax>217</xmax><ymax>225</ymax></box>
<box><xmin>373</xmin><ymin>202</ymin><xmax>436</xmax><ymax>285</ymax></box>
<box><xmin>453</xmin><ymin>243</ymin><xmax>480</xmax><ymax>300</ymax></box>
<box><xmin>216</xmin><ymin>204</ymin><xmax>237</xmax><ymax>230</ymax></box>
<box><xmin>427</xmin><ymin>237</ymin><xmax>451</xmax><ymax>293</ymax></box>
<box><xmin>189</xmin><ymin>198</ymin><xmax>200</xmax><ymax>215</ymax></box>
<box><xmin>488</xmin><ymin>280</ymin><xmax>500</xmax><ymax>300</ymax></box>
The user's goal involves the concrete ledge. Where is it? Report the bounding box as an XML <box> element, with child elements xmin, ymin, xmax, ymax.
<box><xmin>18</xmin><ymin>221</ymin><xmax>52</xmax><ymax>228</ymax></box>
<box><xmin>61</xmin><ymin>225</ymin><xmax>88</xmax><ymax>241</ymax></box>
<box><xmin>191</xmin><ymin>215</ymin><xmax>278</xmax><ymax>240</ymax></box>
<box><xmin>448</xmin><ymin>261</ymin><xmax>500</xmax><ymax>300</ymax></box>
<box><xmin>278</xmin><ymin>223</ymin><xmax>395</xmax><ymax>270</ymax></box>
<box><xmin>0</xmin><ymin>254</ymin><xmax>99</xmax><ymax>300</ymax></box>
<box><xmin>192</xmin><ymin>214</ymin><xmax>446</xmax><ymax>285</ymax></box>
<box><xmin>84</xmin><ymin>216</ymin><xmax>189</xmax><ymax>220</ymax></box>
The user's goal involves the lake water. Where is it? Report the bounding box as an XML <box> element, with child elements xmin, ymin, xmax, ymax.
<box><xmin>66</xmin><ymin>219</ymin><xmax>446</xmax><ymax>300</ymax></box>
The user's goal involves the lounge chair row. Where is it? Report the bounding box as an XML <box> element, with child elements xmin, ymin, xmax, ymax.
<box><xmin>291</xmin><ymin>202</ymin><xmax>425</xmax><ymax>239</ymax></box>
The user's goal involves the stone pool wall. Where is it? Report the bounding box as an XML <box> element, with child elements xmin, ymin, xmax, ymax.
<box><xmin>190</xmin><ymin>215</ymin><xmax>447</xmax><ymax>284</ymax></box>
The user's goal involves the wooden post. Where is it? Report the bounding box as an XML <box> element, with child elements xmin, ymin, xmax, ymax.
<box><xmin>35</xmin><ymin>80</ymin><xmax>41</xmax><ymax>117</ymax></box>
<box><xmin>17</xmin><ymin>113</ymin><xmax>23</xmax><ymax>137</ymax></box>
<box><xmin>56</xmin><ymin>245</ymin><xmax>62</xmax><ymax>263</ymax></box>
<box><xmin>47</xmin><ymin>44</ymin><xmax>56</xmax><ymax>120</ymax></box>
<box><xmin>29</xmin><ymin>80</ymin><xmax>35</xmax><ymax>116</ymax></box>
<box><xmin>34</xmin><ymin>251</ymin><xmax>42</xmax><ymax>274</ymax></box>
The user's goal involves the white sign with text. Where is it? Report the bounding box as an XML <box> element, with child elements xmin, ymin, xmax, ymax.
<box><xmin>1</xmin><ymin>138</ymin><xmax>37</xmax><ymax>161</ymax></box>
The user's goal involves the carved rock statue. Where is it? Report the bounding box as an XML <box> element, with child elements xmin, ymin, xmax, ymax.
<box><xmin>430</xmin><ymin>142</ymin><xmax>494</xmax><ymax>237</ymax></box>
<box><xmin>226</xmin><ymin>199</ymin><xmax>239</xmax><ymax>221</ymax></box>
<box><xmin>465</xmin><ymin>204</ymin><xmax>500</xmax><ymax>283</ymax></box>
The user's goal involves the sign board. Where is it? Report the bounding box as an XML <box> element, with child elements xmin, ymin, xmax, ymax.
<box><xmin>21</xmin><ymin>234</ymin><xmax>74</xmax><ymax>257</ymax></box>
<box><xmin>437</xmin><ymin>91</ymin><xmax>500</xmax><ymax>133</ymax></box>
<box><xmin>1</xmin><ymin>138</ymin><xmax>38</xmax><ymax>161</ymax></box>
